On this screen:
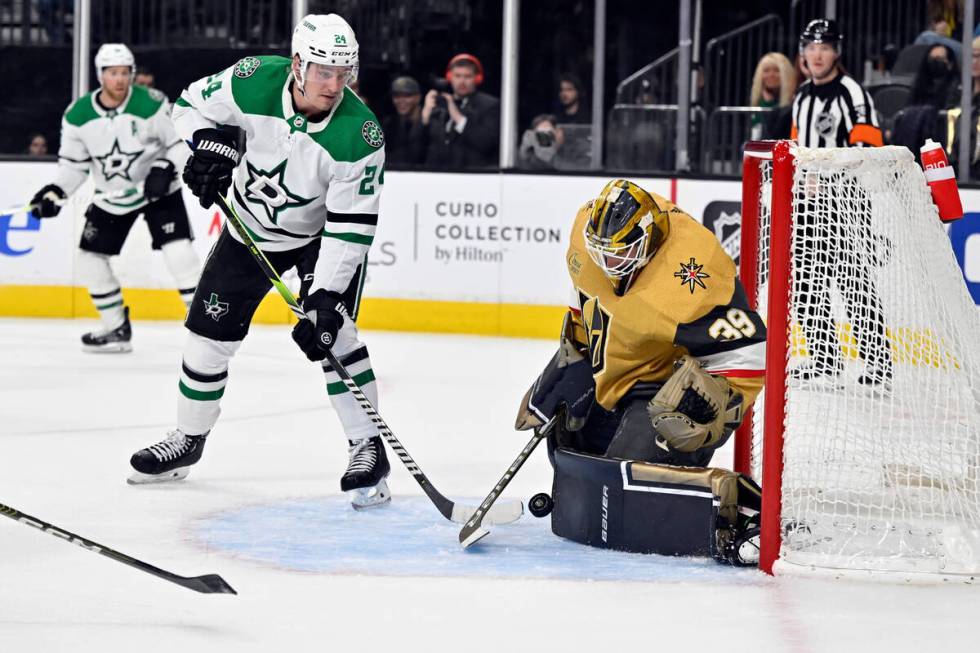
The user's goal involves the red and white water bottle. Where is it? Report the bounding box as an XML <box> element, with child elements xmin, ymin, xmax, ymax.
<box><xmin>920</xmin><ymin>139</ymin><xmax>963</xmax><ymax>223</ymax></box>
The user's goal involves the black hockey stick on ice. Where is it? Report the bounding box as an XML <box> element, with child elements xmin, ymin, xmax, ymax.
<box><xmin>0</xmin><ymin>502</ymin><xmax>235</xmax><ymax>594</ymax></box>
<box><xmin>459</xmin><ymin>416</ymin><xmax>558</xmax><ymax>548</ymax></box>
<box><xmin>212</xmin><ymin>194</ymin><xmax>522</xmax><ymax>526</ymax></box>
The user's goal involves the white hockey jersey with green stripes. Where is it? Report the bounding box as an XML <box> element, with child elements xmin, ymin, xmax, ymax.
<box><xmin>171</xmin><ymin>55</ymin><xmax>385</xmax><ymax>297</ymax></box>
<box><xmin>55</xmin><ymin>85</ymin><xmax>184</xmax><ymax>215</ymax></box>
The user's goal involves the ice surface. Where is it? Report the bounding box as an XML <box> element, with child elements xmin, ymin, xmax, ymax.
<box><xmin>1</xmin><ymin>318</ymin><xmax>978</xmax><ymax>652</ymax></box>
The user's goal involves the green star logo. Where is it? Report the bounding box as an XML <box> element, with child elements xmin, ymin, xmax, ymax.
<box><xmin>95</xmin><ymin>138</ymin><xmax>143</xmax><ymax>182</ymax></box>
<box><xmin>203</xmin><ymin>292</ymin><xmax>229</xmax><ymax>321</ymax></box>
<box><xmin>243</xmin><ymin>159</ymin><xmax>316</xmax><ymax>225</ymax></box>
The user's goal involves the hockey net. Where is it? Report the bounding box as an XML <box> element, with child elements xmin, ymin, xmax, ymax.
<box><xmin>738</xmin><ymin>140</ymin><xmax>980</xmax><ymax>581</ymax></box>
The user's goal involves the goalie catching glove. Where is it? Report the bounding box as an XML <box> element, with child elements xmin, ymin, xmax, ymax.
<box><xmin>646</xmin><ymin>355</ymin><xmax>744</xmax><ymax>453</ymax></box>
<box><xmin>515</xmin><ymin>312</ymin><xmax>595</xmax><ymax>432</ymax></box>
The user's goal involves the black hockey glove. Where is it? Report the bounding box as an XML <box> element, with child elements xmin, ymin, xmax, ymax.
<box><xmin>144</xmin><ymin>159</ymin><xmax>176</xmax><ymax>201</ymax></box>
<box><xmin>183</xmin><ymin>128</ymin><xmax>240</xmax><ymax>208</ymax></box>
<box><xmin>29</xmin><ymin>183</ymin><xmax>67</xmax><ymax>218</ymax></box>
<box><xmin>291</xmin><ymin>290</ymin><xmax>348</xmax><ymax>362</ymax></box>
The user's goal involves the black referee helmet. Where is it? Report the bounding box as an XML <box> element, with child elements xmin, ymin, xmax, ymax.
<box><xmin>799</xmin><ymin>18</ymin><xmax>843</xmax><ymax>54</ymax></box>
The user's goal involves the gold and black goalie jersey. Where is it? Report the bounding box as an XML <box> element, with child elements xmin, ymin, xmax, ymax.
<box><xmin>566</xmin><ymin>196</ymin><xmax>767</xmax><ymax>411</ymax></box>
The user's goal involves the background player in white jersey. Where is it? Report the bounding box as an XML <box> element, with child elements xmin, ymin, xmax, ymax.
<box><xmin>127</xmin><ymin>14</ymin><xmax>391</xmax><ymax>510</ymax></box>
<box><xmin>29</xmin><ymin>44</ymin><xmax>199</xmax><ymax>353</ymax></box>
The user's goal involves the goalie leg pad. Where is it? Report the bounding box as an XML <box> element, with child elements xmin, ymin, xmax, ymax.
<box><xmin>550</xmin><ymin>448</ymin><xmax>748</xmax><ymax>560</ymax></box>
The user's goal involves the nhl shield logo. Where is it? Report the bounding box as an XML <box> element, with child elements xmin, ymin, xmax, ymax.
<box><xmin>361</xmin><ymin>121</ymin><xmax>384</xmax><ymax>148</ymax></box>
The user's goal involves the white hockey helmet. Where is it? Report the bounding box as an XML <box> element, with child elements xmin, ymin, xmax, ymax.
<box><xmin>291</xmin><ymin>13</ymin><xmax>359</xmax><ymax>89</ymax></box>
<box><xmin>95</xmin><ymin>43</ymin><xmax>135</xmax><ymax>84</ymax></box>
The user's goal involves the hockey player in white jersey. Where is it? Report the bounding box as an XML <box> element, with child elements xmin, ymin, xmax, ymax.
<box><xmin>29</xmin><ymin>43</ymin><xmax>200</xmax><ymax>353</ymax></box>
<box><xmin>128</xmin><ymin>14</ymin><xmax>391</xmax><ymax>509</ymax></box>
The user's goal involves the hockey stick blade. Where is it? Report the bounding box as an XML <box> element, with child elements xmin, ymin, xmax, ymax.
<box><xmin>458</xmin><ymin>417</ymin><xmax>556</xmax><ymax>548</ymax></box>
<box><xmin>171</xmin><ymin>573</ymin><xmax>238</xmax><ymax>595</ymax></box>
<box><xmin>0</xmin><ymin>503</ymin><xmax>236</xmax><ymax>595</ymax></box>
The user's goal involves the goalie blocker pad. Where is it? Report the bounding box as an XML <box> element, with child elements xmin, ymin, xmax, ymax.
<box><xmin>551</xmin><ymin>447</ymin><xmax>748</xmax><ymax>561</ymax></box>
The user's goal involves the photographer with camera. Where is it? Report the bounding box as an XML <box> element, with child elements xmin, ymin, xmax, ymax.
<box><xmin>518</xmin><ymin>114</ymin><xmax>591</xmax><ymax>171</ymax></box>
<box><xmin>421</xmin><ymin>53</ymin><xmax>500</xmax><ymax>168</ymax></box>
<box><xmin>518</xmin><ymin>114</ymin><xmax>562</xmax><ymax>170</ymax></box>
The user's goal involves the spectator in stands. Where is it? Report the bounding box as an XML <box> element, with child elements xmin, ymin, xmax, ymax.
<box><xmin>749</xmin><ymin>52</ymin><xmax>797</xmax><ymax>140</ymax></box>
<box><xmin>26</xmin><ymin>134</ymin><xmax>48</xmax><ymax>156</ymax></box>
<box><xmin>516</xmin><ymin>114</ymin><xmax>590</xmax><ymax>171</ymax></box>
<box><xmin>382</xmin><ymin>76</ymin><xmax>426</xmax><ymax>167</ymax></box>
<box><xmin>422</xmin><ymin>53</ymin><xmax>500</xmax><ymax>168</ymax></box>
<box><xmin>909</xmin><ymin>44</ymin><xmax>961</xmax><ymax>109</ymax></box>
<box><xmin>893</xmin><ymin>44</ymin><xmax>960</xmax><ymax>163</ymax></box>
<box><xmin>554</xmin><ymin>74</ymin><xmax>591</xmax><ymax>125</ymax></box>
<box><xmin>914</xmin><ymin>14</ymin><xmax>962</xmax><ymax>61</ymax></box>
<box><xmin>134</xmin><ymin>67</ymin><xmax>155</xmax><ymax>88</ymax></box>
<box><xmin>966</xmin><ymin>37</ymin><xmax>980</xmax><ymax>176</ymax></box>
<box><xmin>790</xmin><ymin>18</ymin><xmax>892</xmax><ymax>388</ymax></box>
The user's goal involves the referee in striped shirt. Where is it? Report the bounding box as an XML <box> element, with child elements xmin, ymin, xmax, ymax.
<box><xmin>789</xmin><ymin>19</ymin><xmax>893</xmax><ymax>388</ymax></box>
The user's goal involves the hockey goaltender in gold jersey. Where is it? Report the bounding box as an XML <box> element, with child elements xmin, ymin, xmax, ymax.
<box><xmin>515</xmin><ymin>179</ymin><xmax>768</xmax><ymax>566</ymax></box>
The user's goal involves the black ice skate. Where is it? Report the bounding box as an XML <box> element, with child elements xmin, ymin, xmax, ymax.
<box><xmin>128</xmin><ymin>429</ymin><xmax>208</xmax><ymax>484</ymax></box>
<box><xmin>81</xmin><ymin>307</ymin><xmax>132</xmax><ymax>353</ymax></box>
<box><xmin>341</xmin><ymin>436</ymin><xmax>391</xmax><ymax>510</ymax></box>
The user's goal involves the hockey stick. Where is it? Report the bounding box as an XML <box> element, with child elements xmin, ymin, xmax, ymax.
<box><xmin>459</xmin><ymin>416</ymin><xmax>558</xmax><ymax>548</ymax></box>
<box><xmin>1</xmin><ymin>185</ymin><xmax>145</xmax><ymax>216</ymax></box>
<box><xmin>0</xmin><ymin>502</ymin><xmax>236</xmax><ymax>594</ymax></box>
<box><xmin>212</xmin><ymin>193</ymin><xmax>522</xmax><ymax>526</ymax></box>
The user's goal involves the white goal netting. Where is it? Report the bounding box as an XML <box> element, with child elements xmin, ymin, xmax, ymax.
<box><xmin>748</xmin><ymin>145</ymin><xmax>980</xmax><ymax>580</ymax></box>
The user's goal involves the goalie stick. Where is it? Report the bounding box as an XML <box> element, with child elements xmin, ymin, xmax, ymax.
<box><xmin>459</xmin><ymin>416</ymin><xmax>558</xmax><ymax>548</ymax></box>
<box><xmin>0</xmin><ymin>502</ymin><xmax>236</xmax><ymax>594</ymax></box>
<box><xmin>212</xmin><ymin>193</ymin><xmax>522</xmax><ymax>527</ymax></box>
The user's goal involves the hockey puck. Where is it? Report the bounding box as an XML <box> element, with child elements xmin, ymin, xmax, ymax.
<box><xmin>528</xmin><ymin>493</ymin><xmax>553</xmax><ymax>518</ymax></box>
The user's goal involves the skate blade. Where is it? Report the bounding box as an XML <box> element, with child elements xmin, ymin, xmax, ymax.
<box><xmin>82</xmin><ymin>342</ymin><xmax>133</xmax><ymax>354</ymax></box>
<box><xmin>127</xmin><ymin>466</ymin><xmax>190</xmax><ymax>485</ymax></box>
<box><xmin>348</xmin><ymin>479</ymin><xmax>391</xmax><ymax>510</ymax></box>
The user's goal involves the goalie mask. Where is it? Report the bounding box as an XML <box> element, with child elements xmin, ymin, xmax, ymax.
<box><xmin>94</xmin><ymin>43</ymin><xmax>135</xmax><ymax>85</ymax></box>
<box><xmin>292</xmin><ymin>13</ymin><xmax>359</xmax><ymax>92</ymax></box>
<box><xmin>583</xmin><ymin>179</ymin><xmax>669</xmax><ymax>295</ymax></box>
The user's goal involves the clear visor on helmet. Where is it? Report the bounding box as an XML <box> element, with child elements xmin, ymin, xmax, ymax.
<box><xmin>584</xmin><ymin>226</ymin><xmax>649</xmax><ymax>279</ymax></box>
<box><xmin>305</xmin><ymin>62</ymin><xmax>354</xmax><ymax>85</ymax></box>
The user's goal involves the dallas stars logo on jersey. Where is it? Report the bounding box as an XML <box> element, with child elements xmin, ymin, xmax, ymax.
<box><xmin>243</xmin><ymin>160</ymin><xmax>316</xmax><ymax>224</ymax></box>
<box><xmin>233</xmin><ymin>56</ymin><xmax>261</xmax><ymax>78</ymax></box>
<box><xmin>203</xmin><ymin>293</ymin><xmax>229</xmax><ymax>321</ymax></box>
<box><xmin>361</xmin><ymin>121</ymin><xmax>384</xmax><ymax>148</ymax></box>
<box><xmin>674</xmin><ymin>257</ymin><xmax>710</xmax><ymax>293</ymax></box>
<box><xmin>96</xmin><ymin>138</ymin><xmax>143</xmax><ymax>182</ymax></box>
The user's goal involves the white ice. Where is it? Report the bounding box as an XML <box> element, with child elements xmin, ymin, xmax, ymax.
<box><xmin>0</xmin><ymin>318</ymin><xmax>977</xmax><ymax>653</ymax></box>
